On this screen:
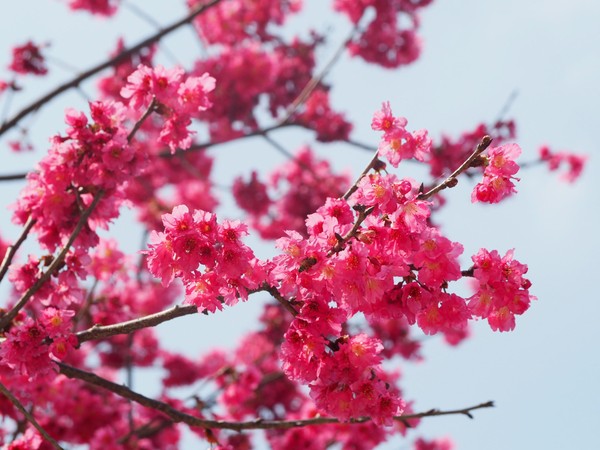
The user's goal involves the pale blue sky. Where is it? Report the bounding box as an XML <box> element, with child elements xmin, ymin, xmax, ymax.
<box><xmin>1</xmin><ymin>1</ymin><xmax>599</xmax><ymax>449</ymax></box>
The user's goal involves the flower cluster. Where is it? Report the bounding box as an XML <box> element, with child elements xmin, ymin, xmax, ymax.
<box><xmin>188</xmin><ymin>0</ymin><xmax>301</xmax><ymax>45</ymax></box>
<box><xmin>12</xmin><ymin>101</ymin><xmax>137</xmax><ymax>252</ymax></box>
<box><xmin>145</xmin><ymin>205</ymin><xmax>266</xmax><ymax>312</ymax></box>
<box><xmin>372</xmin><ymin>102</ymin><xmax>432</xmax><ymax>167</ymax></box>
<box><xmin>472</xmin><ymin>143</ymin><xmax>521</xmax><ymax>204</ymax></box>
<box><xmin>414</xmin><ymin>437</ymin><xmax>454</xmax><ymax>450</ymax></box>
<box><xmin>539</xmin><ymin>145</ymin><xmax>587</xmax><ymax>182</ymax></box>
<box><xmin>335</xmin><ymin>0</ymin><xmax>431</xmax><ymax>68</ymax></box>
<box><xmin>295</xmin><ymin>89</ymin><xmax>353</xmax><ymax>142</ymax></box>
<box><xmin>429</xmin><ymin>120</ymin><xmax>516</xmax><ymax>179</ymax></box>
<box><xmin>8</xmin><ymin>41</ymin><xmax>47</xmax><ymax>76</ymax></box>
<box><xmin>193</xmin><ymin>38</ymin><xmax>321</xmax><ymax>141</ymax></box>
<box><xmin>269</xmin><ymin>171</ymin><xmax>472</xmax><ymax>421</ymax></box>
<box><xmin>282</xmin><ymin>302</ymin><xmax>405</xmax><ymax>425</ymax></box>
<box><xmin>121</xmin><ymin>64</ymin><xmax>215</xmax><ymax>152</ymax></box>
<box><xmin>468</xmin><ymin>249</ymin><xmax>534</xmax><ymax>332</ymax></box>
<box><xmin>66</xmin><ymin>0</ymin><xmax>119</xmax><ymax>16</ymax></box>
<box><xmin>0</xmin><ymin>308</ymin><xmax>75</xmax><ymax>383</ymax></box>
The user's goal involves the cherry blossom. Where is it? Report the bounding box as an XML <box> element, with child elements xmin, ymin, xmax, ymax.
<box><xmin>8</xmin><ymin>41</ymin><xmax>48</xmax><ymax>76</ymax></box>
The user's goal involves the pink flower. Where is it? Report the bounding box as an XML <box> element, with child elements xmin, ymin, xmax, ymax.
<box><xmin>414</xmin><ymin>437</ymin><xmax>454</xmax><ymax>450</ymax></box>
<box><xmin>468</xmin><ymin>248</ymin><xmax>534</xmax><ymax>332</ymax></box>
<box><xmin>67</xmin><ymin>0</ymin><xmax>118</xmax><ymax>16</ymax></box>
<box><xmin>297</xmin><ymin>89</ymin><xmax>353</xmax><ymax>142</ymax></box>
<box><xmin>177</xmin><ymin>72</ymin><xmax>215</xmax><ymax>114</ymax></box>
<box><xmin>413</xmin><ymin>229</ymin><xmax>463</xmax><ymax>288</ymax></box>
<box><xmin>9</xmin><ymin>41</ymin><xmax>48</xmax><ymax>76</ymax></box>
<box><xmin>233</xmin><ymin>171</ymin><xmax>272</xmax><ymax>216</ymax></box>
<box><xmin>372</xmin><ymin>103</ymin><xmax>431</xmax><ymax>167</ymax></box>
<box><xmin>120</xmin><ymin>64</ymin><xmax>155</xmax><ymax>110</ymax></box>
<box><xmin>539</xmin><ymin>145</ymin><xmax>587</xmax><ymax>183</ymax></box>
<box><xmin>472</xmin><ymin>144</ymin><xmax>521</xmax><ymax>204</ymax></box>
<box><xmin>0</xmin><ymin>317</ymin><xmax>54</xmax><ymax>382</ymax></box>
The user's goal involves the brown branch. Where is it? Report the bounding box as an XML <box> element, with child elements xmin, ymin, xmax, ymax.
<box><xmin>0</xmin><ymin>216</ymin><xmax>36</xmax><ymax>283</ymax></box>
<box><xmin>127</xmin><ymin>97</ymin><xmax>158</xmax><ymax>142</ymax></box>
<box><xmin>76</xmin><ymin>304</ymin><xmax>198</xmax><ymax>345</ymax></box>
<box><xmin>0</xmin><ymin>172</ymin><xmax>28</xmax><ymax>181</ymax></box>
<box><xmin>0</xmin><ymin>191</ymin><xmax>105</xmax><ymax>330</ymax></box>
<box><xmin>327</xmin><ymin>205</ymin><xmax>375</xmax><ymax>257</ymax></box>
<box><xmin>118</xmin><ymin>418</ymin><xmax>172</xmax><ymax>444</ymax></box>
<box><xmin>261</xmin><ymin>283</ymin><xmax>299</xmax><ymax>317</ymax></box>
<box><xmin>57</xmin><ymin>361</ymin><xmax>493</xmax><ymax>432</ymax></box>
<box><xmin>76</xmin><ymin>284</ymin><xmax>293</xmax><ymax>343</ymax></box>
<box><xmin>418</xmin><ymin>135</ymin><xmax>493</xmax><ymax>201</ymax></box>
<box><xmin>461</xmin><ymin>267</ymin><xmax>475</xmax><ymax>277</ymax></box>
<box><xmin>0</xmin><ymin>0</ymin><xmax>223</xmax><ymax>137</ymax></box>
<box><xmin>0</xmin><ymin>381</ymin><xmax>64</xmax><ymax>450</ymax></box>
<box><xmin>342</xmin><ymin>153</ymin><xmax>383</xmax><ymax>201</ymax></box>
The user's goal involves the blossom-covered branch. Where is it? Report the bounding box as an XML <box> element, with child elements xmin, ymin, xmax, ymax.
<box><xmin>418</xmin><ymin>135</ymin><xmax>492</xmax><ymax>200</ymax></box>
<box><xmin>57</xmin><ymin>361</ymin><xmax>493</xmax><ymax>431</ymax></box>
<box><xmin>0</xmin><ymin>191</ymin><xmax>104</xmax><ymax>330</ymax></box>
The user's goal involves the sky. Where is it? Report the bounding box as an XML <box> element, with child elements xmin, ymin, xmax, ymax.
<box><xmin>1</xmin><ymin>1</ymin><xmax>599</xmax><ymax>449</ymax></box>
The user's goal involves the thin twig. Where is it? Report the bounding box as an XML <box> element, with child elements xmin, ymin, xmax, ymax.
<box><xmin>159</xmin><ymin>122</ymin><xmax>297</xmax><ymax>158</ymax></box>
<box><xmin>126</xmin><ymin>332</ymin><xmax>135</xmax><ymax>433</ymax></box>
<box><xmin>344</xmin><ymin>138</ymin><xmax>376</xmax><ymax>152</ymax></box>
<box><xmin>118</xmin><ymin>418</ymin><xmax>172</xmax><ymax>444</ymax></box>
<box><xmin>494</xmin><ymin>90</ymin><xmax>519</xmax><ymax>124</ymax></box>
<box><xmin>0</xmin><ymin>381</ymin><xmax>64</xmax><ymax>450</ymax></box>
<box><xmin>418</xmin><ymin>135</ymin><xmax>493</xmax><ymax>201</ymax></box>
<box><xmin>0</xmin><ymin>0</ymin><xmax>223</xmax><ymax>137</ymax></box>
<box><xmin>0</xmin><ymin>216</ymin><xmax>36</xmax><ymax>283</ymax></box>
<box><xmin>342</xmin><ymin>153</ymin><xmax>382</xmax><ymax>200</ymax></box>
<box><xmin>57</xmin><ymin>361</ymin><xmax>494</xmax><ymax>432</ymax></box>
<box><xmin>261</xmin><ymin>133</ymin><xmax>296</xmax><ymax>160</ymax></box>
<box><xmin>123</xmin><ymin>0</ymin><xmax>163</xmax><ymax>29</ymax></box>
<box><xmin>128</xmin><ymin>97</ymin><xmax>157</xmax><ymax>143</ymax></box>
<box><xmin>327</xmin><ymin>205</ymin><xmax>375</xmax><ymax>257</ymax></box>
<box><xmin>279</xmin><ymin>25</ymin><xmax>358</xmax><ymax>125</ymax></box>
<box><xmin>74</xmin><ymin>279</ymin><xmax>98</xmax><ymax>325</ymax></box>
<box><xmin>0</xmin><ymin>191</ymin><xmax>105</xmax><ymax>330</ymax></box>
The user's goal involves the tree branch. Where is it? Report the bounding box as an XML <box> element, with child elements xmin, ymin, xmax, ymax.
<box><xmin>0</xmin><ymin>381</ymin><xmax>64</xmax><ymax>450</ymax></box>
<box><xmin>0</xmin><ymin>172</ymin><xmax>28</xmax><ymax>181</ymax></box>
<box><xmin>0</xmin><ymin>0</ymin><xmax>223</xmax><ymax>137</ymax></box>
<box><xmin>418</xmin><ymin>135</ymin><xmax>492</xmax><ymax>200</ymax></box>
<box><xmin>76</xmin><ymin>304</ymin><xmax>198</xmax><ymax>345</ymax></box>
<box><xmin>342</xmin><ymin>152</ymin><xmax>384</xmax><ymax>200</ymax></box>
<box><xmin>261</xmin><ymin>283</ymin><xmax>299</xmax><ymax>317</ymax></box>
<box><xmin>57</xmin><ymin>361</ymin><xmax>494</xmax><ymax>432</ymax></box>
<box><xmin>76</xmin><ymin>284</ymin><xmax>293</xmax><ymax>343</ymax></box>
<box><xmin>0</xmin><ymin>216</ymin><xmax>36</xmax><ymax>284</ymax></box>
<box><xmin>0</xmin><ymin>191</ymin><xmax>105</xmax><ymax>330</ymax></box>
